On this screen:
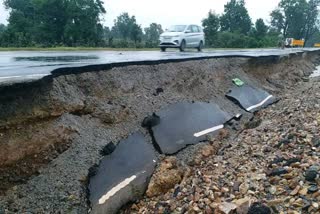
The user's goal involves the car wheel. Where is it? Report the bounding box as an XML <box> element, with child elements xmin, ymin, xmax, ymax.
<box><xmin>161</xmin><ymin>47</ymin><xmax>166</xmax><ymax>52</ymax></box>
<box><xmin>179</xmin><ymin>40</ymin><xmax>186</xmax><ymax>52</ymax></box>
<box><xmin>197</xmin><ymin>41</ymin><xmax>203</xmax><ymax>52</ymax></box>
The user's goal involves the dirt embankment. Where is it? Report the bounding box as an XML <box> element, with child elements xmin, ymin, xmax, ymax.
<box><xmin>0</xmin><ymin>51</ymin><xmax>319</xmax><ymax>213</ymax></box>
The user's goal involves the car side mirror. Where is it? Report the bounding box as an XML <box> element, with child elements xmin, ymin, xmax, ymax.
<box><xmin>185</xmin><ymin>30</ymin><xmax>191</xmax><ymax>33</ymax></box>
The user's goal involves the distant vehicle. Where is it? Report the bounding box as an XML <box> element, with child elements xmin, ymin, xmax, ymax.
<box><xmin>285</xmin><ymin>38</ymin><xmax>305</xmax><ymax>48</ymax></box>
<box><xmin>159</xmin><ymin>25</ymin><xmax>205</xmax><ymax>52</ymax></box>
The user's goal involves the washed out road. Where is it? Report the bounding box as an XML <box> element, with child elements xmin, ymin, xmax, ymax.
<box><xmin>0</xmin><ymin>48</ymin><xmax>318</xmax><ymax>84</ymax></box>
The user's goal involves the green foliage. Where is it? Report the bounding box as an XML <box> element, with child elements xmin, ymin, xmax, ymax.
<box><xmin>270</xmin><ymin>0</ymin><xmax>320</xmax><ymax>44</ymax></box>
<box><xmin>281</xmin><ymin>0</ymin><xmax>308</xmax><ymax>38</ymax></box>
<box><xmin>0</xmin><ymin>0</ymin><xmax>319</xmax><ymax>48</ymax></box>
<box><xmin>144</xmin><ymin>23</ymin><xmax>163</xmax><ymax>48</ymax></box>
<box><xmin>0</xmin><ymin>24</ymin><xmax>5</xmax><ymax>33</ymax></box>
<box><xmin>254</xmin><ymin>19</ymin><xmax>268</xmax><ymax>38</ymax></box>
<box><xmin>2</xmin><ymin>0</ymin><xmax>106</xmax><ymax>47</ymax></box>
<box><xmin>306</xmin><ymin>30</ymin><xmax>320</xmax><ymax>46</ymax></box>
<box><xmin>215</xmin><ymin>31</ymin><xmax>249</xmax><ymax>48</ymax></box>
<box><xmin>202</xmin><ymin>2</ymin><xmax>277</xmax><ymax>48</ymax></box>
<box><xmin>0</xmin><ymin>24</ymin><xmax>7</xmax><ymax>45</ymax></box>
<box><xmin>304</xmin><ymin>0</ymin><xmax>320</xmax><ymax>42</ymax></box>
<box><xmin>202</xmin><ymin>11</ymin><xmax>220</xmax><ymax>46</ymax></box>
<box><xmin>111</xmin><ymin>13</ymin><xmax>143</xmax><ymax>46</ymax></box>
<box><xmin>270</xmin><ymin>9</ymin><xmax>285</xmax><ymax>33</ymax></box>
<box><xmin>212</xmin><ymin>31</ymin><xmax>278</xmax><ymax>48</ymax></box>
<box><xmin>220</xmin><ymin>0</ymin><xmax>252</xmax><ymax>35</ymax></box>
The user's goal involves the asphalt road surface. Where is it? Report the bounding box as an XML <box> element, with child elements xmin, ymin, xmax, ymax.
<box><xmin>0</xmin><ymin>48</ymin><xmax>318</xmax><ymax>84</ymax></box>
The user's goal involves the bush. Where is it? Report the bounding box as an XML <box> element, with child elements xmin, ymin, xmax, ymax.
<box><xmin>206</xmin><ymin>31</ymin><xmax>278</xmax><ymax>48</ymax></box>
<box><xmin>109</xmin><ymin>39</ymin><xmax>146</xmax><ymax>48</ymax></box>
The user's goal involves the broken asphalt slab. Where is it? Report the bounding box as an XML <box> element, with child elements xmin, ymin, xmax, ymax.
<box><xmin>88</xmin><ymin>132</ymin><xmax>157</xmax><ymax>214</ymax></box>
<box><xmin>151</xmin><ymin>101</ymin><xmax>232</xmax><ymax>154</ymax></box>
<box><xmin>226</xmin><ymin>84</ymin><xmax>277</xmax><ymax>112</ymax></box>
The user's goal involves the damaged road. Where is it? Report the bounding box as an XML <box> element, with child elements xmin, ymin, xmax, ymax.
<box><xmin>0</xmin><ymin>48</ymin><xmax>319</xmax><ymax>85</ymax></box>
<box><xmin>123</xmin><ymin>72</ymin><xmax>320</xmax><ymax>214</ymax></box>
<box><xmin>0</xmin><ymin>49</ymin><xmax>320</xmax><ymax>213</ymax></box>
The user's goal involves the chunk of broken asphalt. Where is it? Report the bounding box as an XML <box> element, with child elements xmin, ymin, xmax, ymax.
<box><xmin>173</xmin><ymin>186</ymin><xmax>181</xmax><ymax>197</ymax></box>
<box><xmin>152</xmin><ymin>102</ymin><xmax>231</xmax><ymax>154</ymax></box>
<box><xmin>308</xmin><ymin>185</ymin><xmax>318</xmax><ymax>193</ymax></box>
<box><xmin>89</xmin><ymin>132</ymin><xmax>157</xmax><ymax>214</ymax></box>
<box><xmin>248</xmin><ymin>202</ymin><xmax>271</xmax><ymax>214</ymax></box>
<box><xmin>226</xmin><ymin>85</ymin><xmax>276</xmax><ymax>112</ymax></box>
<box><xmin>142</xmin><ymin>113</ymin><xmax>160</xmax><ymax>128</ymax></box>
<box><xmin>88</xmin><ymin>164</ymin><xmax>99</xmax><ymax>178</ymax></box>
<box><xmin>268</xmin><ymin>168</ymin><xmax>288</xmax><ymax>176</ymax></box>
<box><xmin>269</xmin><ymin>157</ymin><xmax>285</xmax><ymax>167</ymax></box>
<box><xmin>305</xmin><ymin>169</ymin><xmax>318</xmax><ymax>182</ymax></box>
<box><xmin>284</xmin><ymin>157</ymin><xmax>301</xmax><ymax>166</ymax></box>
<box><xmin>276</xmin><ymin>139</ymin><xmax>291</xmax><ymax>148</ymax></box>
<box><xmin>100</xmin><ymin>142</ymin><xmax>116</xmax><ymax>156</ymax></box>
<box><xmin>312</xmin><ymin>137</ymin><xmax>320</xmax><ymax>147</ymax></box>
<box><xmin>153</xmin><ymin>87</ymin><xmax>164</xmax><ymax>96</ymax></box>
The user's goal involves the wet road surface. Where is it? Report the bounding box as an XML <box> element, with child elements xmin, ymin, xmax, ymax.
<box><xmin>0</xmin><ymin>48</ymin><xmax>318</xmax><ymax>84</ymax></box>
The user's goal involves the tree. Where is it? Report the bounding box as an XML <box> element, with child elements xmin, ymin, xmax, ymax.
<box><xmin>0</xmin><ymin>24</ymin><xmax>6</xmax><ymax>45</ymax></box>
<box><xmin>63</xmin><ymin>0</ymin><xmax>106</xmax><ymax>46</ymax></box>
<box><xmin>305</xmin><ymin>29</ymin><xmax>320</xmax><ymax>46</ymax></box>
<box><xmin>131</xmin><ymin>24</ymin><xmax>143</xmax><ymax>44</ymax></box>
<box><xmin>144</xmin><ymin>23</ymin><xmax>163</xmax><ymax>48</ymax></box>
<box><xmin>220</xmin><ymin>0</ymin><xmax>252</xmax><ymax>35</ymax></box>
<box><xmin>0</xmin><ymin>24</ymin><xmax>6</xmax><ymax>33</ymax></box>
<box><xmin>202</xmin><ymin>10</ymin><xmax>220</xmax><ymax>46</ymax></box>
<box><xmin>271</xmin><ymin>0</ymin><xmax>320</xmax><ymax>44</ymax></box>
<box><xmin>3</xmin><ymin>0</ymin><xmax>106</xmax><ymax>47</ymax></box>
<box><xmin>111</xmin><ymin>13</ymin><xmax>143</xmax><ymax>45</ymax></box>
<box><xmin>270</xmin><ymin>9</ymin><xmax>286</xmax><ymax>34</ymax></box>
<box><xmin>303</xmin><ymin>0</ymin><xmax>320</xmax><ymax>44</ymax></box>
<box><xmin>282</xmin><ymin>0</ymin><xmax>308</xmax><ymax>38</ymax></box>
<box><xmin>102</xmin><ymin>26</ymin><xmax>112</xmax><ymax>46</ymax></box>
<box><xmin>254</xmin><ymin>19</ymin><xmax>268</xmax><ymax>38</ymax></box>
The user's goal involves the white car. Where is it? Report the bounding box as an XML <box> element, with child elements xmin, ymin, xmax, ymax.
<box><xmin>159</xmin><ymin>25</ymin><xmax>205</xmax><ymax>52</ymax></box>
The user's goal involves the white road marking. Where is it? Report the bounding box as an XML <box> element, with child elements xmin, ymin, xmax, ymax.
<box><xmin>98</xmin><ymin>171</ymin><xmax>146</xmax><ymax>205</ymax></box>
<box><xmin>246</xmin><ymin>95</ymin><xmax>273</xmax><ymax>112</ymax></box>
<box><xmin>98</xmin><ymin>176</ymin><xmax>136</xmax><ymax>204</ymax></box>
<box><xmin>194</xmin><ymin>124</ymin><xmax>224</xmax><ymax>137</ymax></box>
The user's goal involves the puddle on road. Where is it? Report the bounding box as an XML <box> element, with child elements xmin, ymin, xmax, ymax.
<box><xmin>14</xmin><ymin>55</ymin><xmax>99</xmax><ymax>62</ymax></box>
<box><xmin>310</xmin><ymin>66</ymin><xmax>320</xmax><ymax>77</ymax></box>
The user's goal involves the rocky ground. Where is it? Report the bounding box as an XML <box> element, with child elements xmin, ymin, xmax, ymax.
<box><xmin>122</xmin><ymin>77</ymin><xmax>320</xmax><ymax>214</ymax></box>
<box><xmin>1</xmin><ymin>53</ymin><xmax>319</xmax><ymax>213</ymax></box>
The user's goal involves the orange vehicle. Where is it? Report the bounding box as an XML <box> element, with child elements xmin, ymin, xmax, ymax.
<box><xmin>285</xmin><ymin>38</ymin><xmax>305</xmax><ymax>47</ymax></box>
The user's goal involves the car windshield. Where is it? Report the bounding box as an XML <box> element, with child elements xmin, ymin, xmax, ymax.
<box><xmin>167</xmin><ymin>25</ymin><xmax>187</xmax><ymax>32</ymax></box>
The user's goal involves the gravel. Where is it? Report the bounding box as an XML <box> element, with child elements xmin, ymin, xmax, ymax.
<box><xmin>0</xmin><ymin>52</ymin><xmax>319</xmax><ymax>213</ymax></box>
<box><xmin>122</xmin><ymin>78</ymin><xmax>320</xmax><ymax>213</ymax></box>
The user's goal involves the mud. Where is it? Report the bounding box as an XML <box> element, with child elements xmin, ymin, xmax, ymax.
<box><xmin>0</xmin><ymin>51</ymin><xmax>319</xmax><ymax>213</ymax></box>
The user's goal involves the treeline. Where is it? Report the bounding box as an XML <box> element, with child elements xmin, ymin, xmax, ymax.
<box><xmin>202</xmin><ymin>0</ymin><xmax>320</xmax><ymax>48</ymax></box>
<box><xmin>0</xmin><ymin>0</ymin><xmax>319</xmax><ymax>48</ymax></box>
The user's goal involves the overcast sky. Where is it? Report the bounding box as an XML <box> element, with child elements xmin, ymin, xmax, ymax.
<box><xmin>0</xmin><ymin>0</ymin><xmax>281</xmax><ymax>28</ymax></box>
